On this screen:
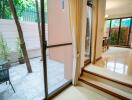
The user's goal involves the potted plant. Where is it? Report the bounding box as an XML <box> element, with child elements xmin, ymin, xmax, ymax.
<box><xmin>0</xmin><ymin>33</ymin><xmax>11</xmax><ymax>68</ymax></box>
<box><xmin>16</xmin><ymin>37</ymin><xmax>25</xmax><ymax>64</ymax></box>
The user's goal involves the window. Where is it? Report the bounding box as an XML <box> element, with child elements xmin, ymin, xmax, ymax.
<box><xmin>105</xmin><ymin>20</ymin><xmax>110</xmax><ymax>37</ymax></box>
<box><xmin>106</xmin><ymin>17</ymin><xmax>132</xmax><ymax>46</ymax></box>
<box><xmin>84</xmin><ymin>5</ymin><xmax>92</xmax><ymax>65</ymax></box>
<box><xmin>61</xmin><ymin>0</ymin><xmax>64</xmax><ymax>9</ymax></box>
<box><xmin>119</xmin><ymin>18</ymin><xmax>131</xmax><ymax>45</ymax></box>
<box><xmin>110</xmin><ymin>19</ymin><xmax>120</xmax><ymax>45</ymax></box>
<box><xmin>130</xmin><ymin>21</ymin><xmax>132</xmax><ymax>45</ymax></box>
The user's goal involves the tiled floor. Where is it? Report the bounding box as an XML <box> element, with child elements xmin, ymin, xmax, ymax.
<box><xmin>0</xmin><ymin>57</ymin><xmax>68</xmax><ymax>100</ymax></box>
<box><xmin>83</xmin><ymin>47</ymin><xmax>132</xmax><ymax>89</ymax></box>
<box><xmin>95</xmin><ymin>47</ymin><xmax>132</xmax><ymax>76</ymax></box>
<box><xmin>53</xmin><ymin>86</ymin><xmax>108</xmax><ymax>100</ymax></box>
<box><xmin>91</xmin><ymin>47</ymin><xmax>132</xmax><ymax>83</ymax></box>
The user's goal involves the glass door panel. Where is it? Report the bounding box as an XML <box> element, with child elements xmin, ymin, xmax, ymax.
<box><xmin>110</xmin><ymin>19</ymin><xmax>120</xmax><ymax>45</ymax></box>
<box><xmin>0</xmin><ymin>0</ymin><xmax>45</xmax><ymax>99</ymax></box>
<box><xmin>105</xmin><ymin>20</ymin><xmax>110</xmax><ymax>37</ymax></box>
<box><xmin>47</xmin><ymin>45</ymin><xmax>72</xmax><ymax>93</ymax></box>
<box><xmin>85</xmin><ymin>5</ymin><xmax>92</xmax><ymax>63</ymax></box>
<box><xmin>119</xmin><ymin>18</ymin><xmax>131</xmax><ymax>45</ymax></box>
<box><xmin>47</xmin><ymin>0</ymin><xmax>73</xmax><ymax>95</ymax></box>
<box><xmin>129</xmin><ymin>23</ymin><xmax>132</xmax><ymax>46</ymax></box>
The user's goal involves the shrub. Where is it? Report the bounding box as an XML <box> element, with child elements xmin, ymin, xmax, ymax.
<box><xmin>16</xmin><ymin>37</ymin><xmax>23</xmax><ymax>58</ymax></box>
<box><xmin>0</xmin><ymin>33</ymin><xmax>11</xmax><ymax>61</ymax></box>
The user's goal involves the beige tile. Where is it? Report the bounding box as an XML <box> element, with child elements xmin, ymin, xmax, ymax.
<box><xmin>53</xmin><ymin>86</ymin><xmax>108</xmax><ymax>100</ymax></box>
<box><xmin>96</xmin><ymin>47</ymin><xmax>132</xmax><ymax>76</ymax></box>
<box><xmin>82</xmin><ymin>47</ymin><xmax>132</xmax><ymax>85</ymax></box>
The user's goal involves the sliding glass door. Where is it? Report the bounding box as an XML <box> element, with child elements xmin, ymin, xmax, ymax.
<box><xmin>119</xmin><ymin>18</ymin><xmax>131</xmax><ymax>45</ymax></box>
<box><xmin>110</xmin><ymin>19</ymin><xmax>120</xmax><ymax>45</ymax></box>
<box><xmin>129</xmin><ymin>21</ymin><xmax>132</xmax><ymax>46</ymax></box>
<box><xmin>85</xmin><ymin>2</ymin><xmax>92</xmax><ymax>64</ymax></box>
<box><xmin>106</xmin><ymin>20</ymin><xmax>111</xmax><ymax>37</ymax></box>
<box><xmin>47</xmin><ymin>44</ymin><xmax>72</xmax><ymax>94</ymax></box>
<box><xmin>41</xmin><ymin>0</ymin><xmax>73</xmax><ymax>99</ymax></box>
<box><xmin>106</xmin><ymin>17</ymin><xmax>132</xmax><ymax>46</ymax></box>
<box><xmin>47</xmin><ymin>0</ymin><xmax>73</xmax><ymax>95</ymax></box>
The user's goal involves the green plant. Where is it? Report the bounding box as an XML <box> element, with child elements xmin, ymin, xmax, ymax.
<box><xmin>0</xmin><ymin>0</ymin><xmax>36</xmax><ymax>18</ymax></box>
<box><xmin>0</xmin><ymin>33</ymin><xmax>11</xmax><ymax>60</ymax></box>
<box><xmin>16</xmin><ymin>37</ymin><xmax>23</xmax><ymax>58</ymax></box>
<box><xmin>110</xmin><ymin>29</ymin><xmax>118</xmax><ymax>45</ymax></box>
<box><xmin>119</xmin><ymin>28</ymin><xmax>127</xmax><ymax>45</ymax></box>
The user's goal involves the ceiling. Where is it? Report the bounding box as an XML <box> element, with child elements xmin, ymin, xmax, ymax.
<box><xmin>106</xmin><ymin>0</ymin><xmax>132</xmax><ymax>18</ymax></box>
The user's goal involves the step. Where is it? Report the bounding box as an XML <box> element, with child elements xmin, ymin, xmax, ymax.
<box><xmin>84</xmin><ymin>65</ymin><xmax>132</xmax><ymax>88</ymax></box>
<box><xmin>53</xmin><ymin>86</ymin><xmax>110</xmax><ymax>100</ymax></box>
<box><xmin>79</xmin><ymin>76</ymin><xmax>132</xmax><ymax>100</ymax></box>
<box><xmin>78</xmin><ymin>81</ymin><xmax>118</xmax><ymax>100</ymax></box>
<box><xmin>83</xmin><ymin>70</ymin><xmax>132</xmax><ymax>94</ymax></box>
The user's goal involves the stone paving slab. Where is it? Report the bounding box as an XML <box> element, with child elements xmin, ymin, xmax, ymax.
<box><xmin>0</xmin><ymin>57</ymin><xmax>68</xmax><ymax>100</ymax></box>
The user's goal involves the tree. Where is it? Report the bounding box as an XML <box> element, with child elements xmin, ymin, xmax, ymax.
<box><xmin>35</xmin><ymin>0</ymin><xmax>43</xmax><ymax>60</ymax></box>
<box><xmin>9</xmin><ymin>0</ymin><xmax>32</xmax><ymax>73</ymax></box>
<box><xmin>16</xmin><ymin>37</ymin><xmax>23</xmax><ymax>59</ymax></box>
<box><xmin>119</xmin><ymin>28</ymin><xmax>127</xmax><ymax>45</ymax></box>
<box><xmin>44</xmin><ymin>0</ymin><xmax>47</xmax><ymax>12</ymax></box>
<box><xmin>0</xmin><ymin>0</ymin><xmax>35</xmax><ymax>18</ymax></box>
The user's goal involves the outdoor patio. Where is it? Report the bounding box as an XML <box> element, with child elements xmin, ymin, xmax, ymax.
<box><xmin>0</xmin><ymin>57</ymin><xmax>68</xmax><ymax>100</ymax></box>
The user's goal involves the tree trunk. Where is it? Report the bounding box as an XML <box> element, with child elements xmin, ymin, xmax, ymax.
<box><xmin>35</xmin><ymin>0</ymin><xmax>43</xmax><ymax>61</ymax></box>
<box><xmin>2</xmin><ymin>0</ymin><xmax>5</xmax><ymax>18</ymax></box>
<box><xmin>9</xmin><ymin>0</ymin><xmax>32</xmax><ymax>73</ymax></box>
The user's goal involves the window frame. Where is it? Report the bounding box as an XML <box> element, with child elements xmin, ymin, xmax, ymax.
<box><xmin>106</xmin><ymin>17</ymin><xmax>132</xmax><ymax>46</ymax></box>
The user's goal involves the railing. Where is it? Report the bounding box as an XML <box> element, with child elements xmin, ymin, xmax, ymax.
<box><xmin>0</xmin><ymin>7</ymin><xmax>48</xmax><ymax>23</ymax></box>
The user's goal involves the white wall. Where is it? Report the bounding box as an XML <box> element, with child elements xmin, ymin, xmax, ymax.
<box><xmin>106</xmin><ymin>0</ymin><xmax>132</xmax><ymax>19</ymax></box>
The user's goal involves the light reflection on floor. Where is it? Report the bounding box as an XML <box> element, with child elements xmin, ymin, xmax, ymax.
<box><xmin>95</xmin><ymin>47</ymin><xmax>132</xmax><ymax>76</ymax></box>
<box><xmin>106</xmin><ymin>62</ymin><xmax>128</xmax><ymax>75</ymax></box>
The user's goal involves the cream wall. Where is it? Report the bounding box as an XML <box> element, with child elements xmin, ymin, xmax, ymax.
<box><xmin>96</xmin><ymin>0</ymin><xmax>106</xmax><ymax>59</ymax></box>
<box><xmin>107</xmin><ymin>14</ymin><xmax>132</xmax><ymax>19</ymax></box>
<box><xmin>91</xmin><ymin>0</ymin><xmax>106</xmax><ymax>62</ymax></box>
<box><xmin>80</xmin><ymin>0</ymin><xmax>87</xmax><ymax>68</ymax></box>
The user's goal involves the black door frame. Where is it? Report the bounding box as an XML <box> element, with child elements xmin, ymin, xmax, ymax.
<box><xmin>41</xmin><ymin>0</ymin><xmax>48</xmax><ymax>99</ymax></box>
